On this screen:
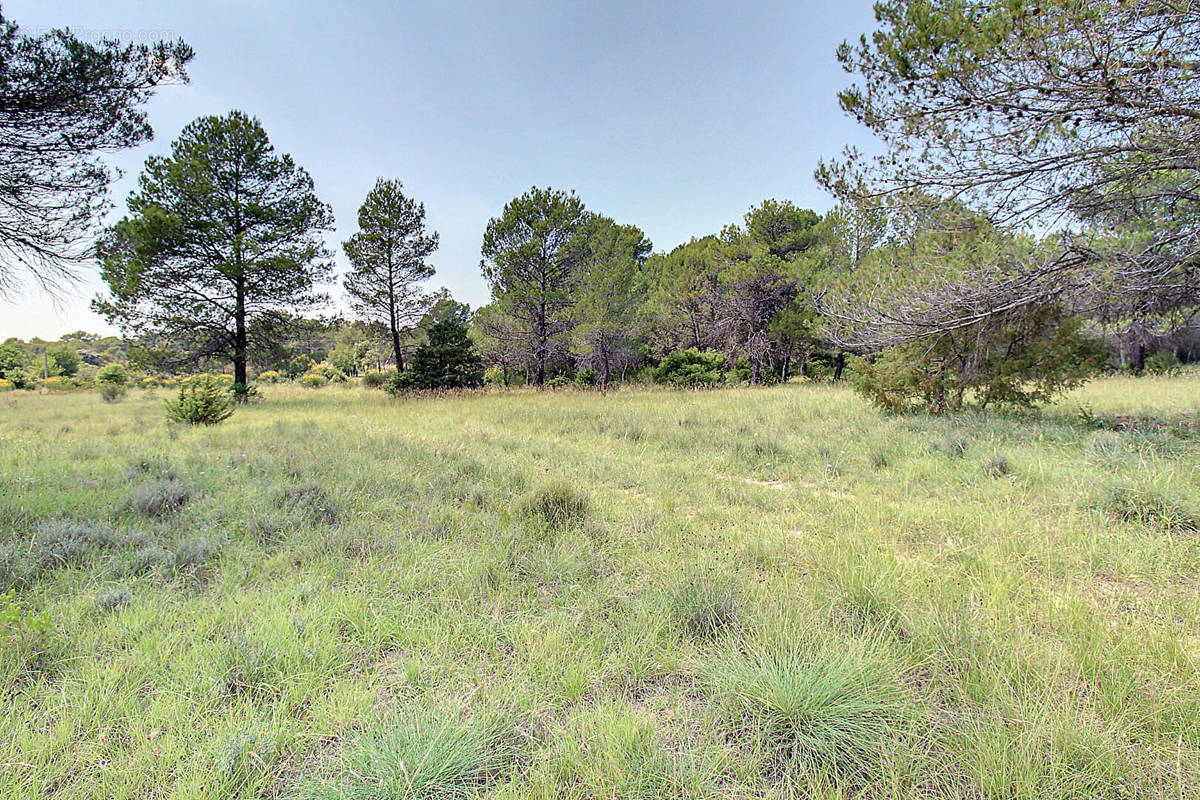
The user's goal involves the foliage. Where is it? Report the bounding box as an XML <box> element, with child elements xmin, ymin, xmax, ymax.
<box><xmin>256</xmin><ymin>370</ymin><xmax>281</xmax><ymax>383</ymax></box>
<box><xmin>95</xmin><ymin>111</ymin><xmax>335</xmax><ymax>387</ymax></box>
<box><xmin>343</xmin><ymin>178</ymin><xmax>438</xmax><ymax>370</ymax></box>
<box><xmin>652</xmin><ymin>348</ymin><xmax>726</xmax><ymax>387</ymax></box>
<box><xmin>390</xmin><ymin>318</ymin><xmax>484</xmax><ymax>391</ymax></box>
<box><xmin>96</xmin><ymin>363</ymin><xmax>129</xmax><ymax>386</ymax></box>
<box><xmin>481</xmin><ymin>186</ymin><xmax>589</xmax><ymax>386</ymax></box>
<box><xmin>672</xmin><ymin>574</ymin><xmax>739</xmax><ymax>640</ymax></box>
<box><xmin>99</xmin><ymin>383</ymin><xmax>126</xmax><ymax>403</ymax></box>
<box><xmin>0</xmin><ymin>11</ymin><xmax>192</xmax><ymax>294</ymax></box>
<box><xmin>164</xmin><ymin>376</ymin><xmax>234</xmax><ymax>425</ymax></box>
<box><xmin>851</xmin><ymin>304</ymin><xmax>1105</xmax><ymax>413</ymax></box>
<box><xmin>299</xmin><ymin>371</ymin><xmax>327</xmax><ymax>388</ymax></box>
<box><xmin>360</xmin><ymin>370</ymin><xmax>390</xmax><ymax>389</ymax></box>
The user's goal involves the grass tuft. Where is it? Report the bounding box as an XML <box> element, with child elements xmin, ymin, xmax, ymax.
<box><xmin>277</xmin><ymin>484</ymin><xmax>340</xmax><ymax>526</ymax></box>
<box><xmin>703</xmin><ymin>635</ymin><xmax>911</xmax><ymax>784</ymax></box>
<box><xmin>517</xmin><ymin>481</ymin><xmax>589</xmax><ymax>532</ymax></box>
<box><xmin>1098</xmin><ymin>484</ymin><xmax>1198</xmax><ymax>533</ymax></box>
<box><xmin>983</xmin><ymin>454</ymin><xmax>1009</xmax><ymax>478</ymax></box>
<box><xmin>298</xmin><ymin>708</ymin><xmax>522</xmax><ymax>800</ymax></box>
<box><xmin>671</xmin><ymin>573</ymin><xmax>740</xmax><ymax>640</ymax></box>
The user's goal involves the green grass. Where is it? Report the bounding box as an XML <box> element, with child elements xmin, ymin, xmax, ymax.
<box><xmin>0</xmin><ymin>374</ymin><xmax>1198</xmax><ymax>798</ymax></box>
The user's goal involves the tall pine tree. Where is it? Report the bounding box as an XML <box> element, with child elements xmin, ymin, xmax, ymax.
<box><xmin>95</xmin><ymin>111</ymin><xmax>334</xmax><ymax>387</ymax></box>
<box><xmin>342</xmin><ymin>179</ymin><xmax>438</xmax><ymax>370</ymax></box>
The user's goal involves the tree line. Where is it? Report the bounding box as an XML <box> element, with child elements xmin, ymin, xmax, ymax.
<box><xmin>1</xmin><ymin>3</ymin><xmax>1197</xmax><ymax>409</ymax></box>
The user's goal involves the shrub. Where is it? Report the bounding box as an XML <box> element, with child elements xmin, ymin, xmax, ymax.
<box><xmin>672</xmin><ymin>574</ymin><xmax>740</xmax><ymax>640</ymax></box>
<box><xmin>483</xmin><ymin>366</ymin><xmax>506</xmax><ymax>386</ymax></box>
<box><xmin>164</xmin><ymin>376</ymin><xmax>234</xmax><ymax>425</ymax></box>
<box><xmin>138</xmin><ymin>376</ymin><xmax>159</xmax><ymax>388</ymax></box>
<box><xmin>42</xmin><ymin>376</ymin><xmax>75</xmax><ymax>391</ymax></box>
<box><xmin>256</xmin><ymin>370</ymin><xmax>281</xmax><ymax>384</ymax></box>
<box><xmin>96</xmin><ymin>587</ymin><xmax>131</xmax><ymax>612</ymax></box>
<box><xmin>128</xmin><ymin>480</ymin><xmax>191</xmax><ymax>518</ymax></box>
<box><xmin>652</xmin><ymin>348</ymin><xmax>726</xmax><ymax>387</ymax></box>
<box><xmin>940</xmin><ymin>435</ymin><xmax>968</xmax><ymax>458</ymax></box>
<box><xmin>0</xmin><ymin>378</ymin><xmax>13</xmax><ymax>391</ymax></box>
<box><xmin>361</xmin><ymin>370</ymin><xmax>390</xmax><ymax>389</ymax></box>
<box><xmin>99</xmin><ymin>383</ymin><xmax>126</xmax><ymax>403</ymax></box>
<box><xmin>286</xmin><ymin>354</ymin><xmax>315</xmax><ymax>379</ymax></box>
<box><xmin>0</xmin><ymin>521</ymin><xmax>122</xmax><ymax>590</ymax></box>
<box><xmin>703</xmin><ymin>637</ymin><xmax>910</xmax><ymax>783</ymax></box>
<box><xmin>545</xmin><ymin>375</ymin><xmax>570</xmax><ymax>389</ymax></box>
<box><xmin>1099</xmin><ymin>484</ymin><xmax>1198</xmax><ymax>533</ymax></box>
<box><xmin>299</xmin><ymin>371</ymin><xmax>327</xmax><ymax>388</ymax></box>
<box><xmin>297</xmin><ymin>709</ymin><xmax>521</xmax><ymax>800</ymax></box>
<box><xmin>851</xmin><ymin>304</ymin><xmax>1104</xmax><ymax>413</ymax></box>
<box><xmin>175</xmin><ymin>536</ymin><xmax>220</xmax><ymax>569</ymax></box>
<box><xmin>215</xmin><ymin>717</ymin><xmax>279</xmax><ymax>792</ymax></box>
<box><xmin>517</xmin><ymin>482</ymin><xmax>589</xmax><ymax>532</ymax></box>
<box><xmin>402</xmin><ymin>317</ymin><xmax>485</xmax><ymax>390</ymax></box>
<box><xmin>96</xmin><ymin>363</ymin><xmax>130</xmax><ymax>386</ymax></box>
<box><xmin>574</xmin><ymin>367</ymin><xmax>598</xmax><ymax>387</ymax></box>
<box><xmin>277</xmin><ymin>484</ymin><xmax>339</xmax><ymax>525</ymax></box>
<box><xmin>125</xmin><ymin>544</ymin><xmax>175</xmax><ymax>576</ymax></box>
<box><xmin>1144</xmin><ymin>351</ymin><xmax>1182</xmax><ymax>376</ymax></box>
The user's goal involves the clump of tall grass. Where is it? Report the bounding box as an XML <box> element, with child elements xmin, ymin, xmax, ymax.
<box><xmin>983</xmin><ymin>454</ymin><xmax>1009</xmax><ymax>478</ymax></box>
<box><xmin>671</xmin><ymin>573</ymin><xmax>740</xmax><ymax>640</ymax></box>
<box><xmin>298</xmin><ymin>708</ymin><xmax>523</xmax><ymax>800</ymax></box>
<box><xmin>215</xmin><ymin>716</ymin><xmax>279</xmax><ymax>793</ymax></box>
<box><xmin>1098</xmin><ymin>484</ymin><xmax>1198</xmax><ymax>533</ymax></box>
<box><xmin>126</xmin><ymin>457</ymin><xmax>180</xmax><ymax>483</ymax></box>
<box><xmin>277</xmin><ymin>484</ymin><xmax>340</xmax><ymax>525</ymax></box>
<box><xmin>517</xmin><ymin>482</ymin><xmax>588</xmax><ymax>532</ymax></box>
<box><xmin>703</xmin><ymin>635</ymin><xmax>912</xmax><ymax>785</ymax></box>
<box><xmin>212</xmin><ymin>631</ymin><xmax>283</xmax><ymax>702</ymax></box>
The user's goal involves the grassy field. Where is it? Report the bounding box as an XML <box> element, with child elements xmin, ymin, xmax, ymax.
<box><xmin>1</xmin><ymin>375</ymin><xmax>1198</xmax><ymax>799</ymax></box>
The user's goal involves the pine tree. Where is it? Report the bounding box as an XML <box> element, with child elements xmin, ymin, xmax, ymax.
<box><xmin>403</xmin><ymin>318</ymin><xmax>484</xmax><ymax>390</ymax></box>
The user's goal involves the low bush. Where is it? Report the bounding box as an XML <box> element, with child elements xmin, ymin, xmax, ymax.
<box><xmin>0</xmin><ymin>521</ymin><xmax>122</xmax><ymax>590</ymax></box>
<box><xmin>95</xmin><ymin>587</ymin><xmax>131</xmax><ymax>612</ymax></box>
<box><xmin>164</xmin><ymin>376</ymin><xmax>234</xmax><ymax>425</ymax></box>
<box><xmin>128</xmin><ymin>480</ymin><xmax>192</xmax><ymax>518</ymax></box>
<box><xmin>984</xmin><ymin>454</ymin><xmax>1009</xmax><ymax>478</ymax></box>
<box><xmin>1144</xmin><ymin>351</ymin><xmax>1182</xmax><ymax>376</ymax></box>
<box><xmin>652</xmin><ymin>348</ymin><xmax>726</xmax><ymax>387</ymax></box>
<box><xmin>255</xmin><ymin>370</ymin><xmax>281</xmax><ymax>383</ymax></box>
<box><xmin>99</xmin><ymin>383</ymin><xmax>126</xmax><ymax>403</ymax></box>
<box><xmin>361</xmin><ymin>370</ymin><xmax>390</xmax><ymax>389</ymax></box>
<box><xmin>574</xmin><ymin>367</ymin><xmax>598</xmax><ymax>387</ymax></box>
<box><xmin>96</xmin><ymin>363</ymin><xmax>129</xmax><ymax>387</ymax></box>
<box><xmin>0</xmin><ymin>378</ymin><xmax>13</xmax><ymax>391</ymax></box>
<box><xmin>545</xmin><ymin>375</ymin><xmax>570</xmax><ymax>389</ymax></box>
<box><xmin>42</xmin><ymin>376</ymin><xmax>76</xmax><ymax>391</ymax></box>
<box><xmin>517</xmin><ymin>482</ymin><xmax>589</xmax><ymax>532</ymax></box>
<box><xmin>299</xmin><ymin>371</ymin><xmax>327</xmax><ymax>388</ymax></box>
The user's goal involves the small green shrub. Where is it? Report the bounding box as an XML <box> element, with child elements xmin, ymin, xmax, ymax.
<box><xmin>672</xmin><ymin>573</ymin><xmax>740</xmax><ymax>640</ymax></box>
<box><xmin>277</xmin><ymin>484</ymin><xmax>339</xmax><ymax>525</ymax></box>
<box><xmin>1099</xmin><ymin>484</ymin><xmax>1198</xmax><ymax>533</ymax></box>
<box><xmin>361</xmin><ymin>370</ymin><xmax>390</xmax><ymax>389</ymax></box>
<box><xmin>574</xmin><ymin>367</ymin><xmax>598</xmax><ymax>387</ymax></box>
<box><xmin>95</xmin><ymin>587</ymin><xmax>131</xmax><ymax>612</ymax></box>
<box><xmin>297</xmin><ymin>708</ymin><xmax>522</xmax><ymax>800</ymax></box>
<box><xmin>165</xmin><ymin>376</ymin><xmax>234</xmax><ymax>425</ymax></box>
<box><xmin>215</xmin><ymin>717</ymin><xmax>279</xmax><ymax>792</ymax></box>
<box><xmin>652</xmin><ymin>348</ymin><xmax>726</xmax><ymax>387</ymax></box>
<box><xmin>0</xmin><ymin>588</ymin><xmax>58</xmax><ymax>682</ymax></box>
<box><xmin>128</xmin><ymin>480</ymin><xmax>191</xmax><ymax>518</ymax></box>
<box><xmin>517</xmin><ymin>482</ymin><xmax>589</xmax><ymax>532</ymax></box>
<box><xmin>95</xmin><ymin>363</ymin><xmax>129</xmax><ymax>386</ymax></box>
<box><xmin>1144</xmin><ymin>351</ymin><xmax>1181</xmax><ymax>376</ymax></box>
<box><xmin>99</xmin><ymin>383</ymin><xmax>127</xmax><ymax>403</ymax></box>
<box><xmin>545</xmin><ymin>375</ymin><xmax>570</xmax><ymax>389</ymax></box>
<box><xmin>286</xmin><ymin>354</ymin><xmax>315</xmax><ymax>379</ymax></box>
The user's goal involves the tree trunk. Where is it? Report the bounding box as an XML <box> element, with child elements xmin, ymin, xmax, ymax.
<box><xmin>234</xmin><ymin>274</ymin><xmax>248</xmax><ymax>386</ymax></box>
<box><xmin>391</xmin><ymin>320</ymin><xmax>404</xmax><ymax>372</ymax></box>
<box><xmin>832</xmin><ymin>352</ymin><xmax>846</xmax><ymax>381</ymax></box>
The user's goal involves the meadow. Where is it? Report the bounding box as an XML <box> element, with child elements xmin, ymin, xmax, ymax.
<box><xmin>1</xmin><ymin>375</ymin><xmax>1198</xmax><ymax>799</ymax></box>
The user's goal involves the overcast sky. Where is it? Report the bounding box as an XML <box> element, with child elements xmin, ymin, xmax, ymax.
<box><xmin>3</xmin><ymin>0</ymin><xmax>880</xmax><ymax>340</ymax></box>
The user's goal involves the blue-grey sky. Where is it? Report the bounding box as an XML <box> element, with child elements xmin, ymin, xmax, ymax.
<box><xmin>3</xmin><ymin>0</ymin><xmax>879</xmax><ymax>340</ymax></box>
